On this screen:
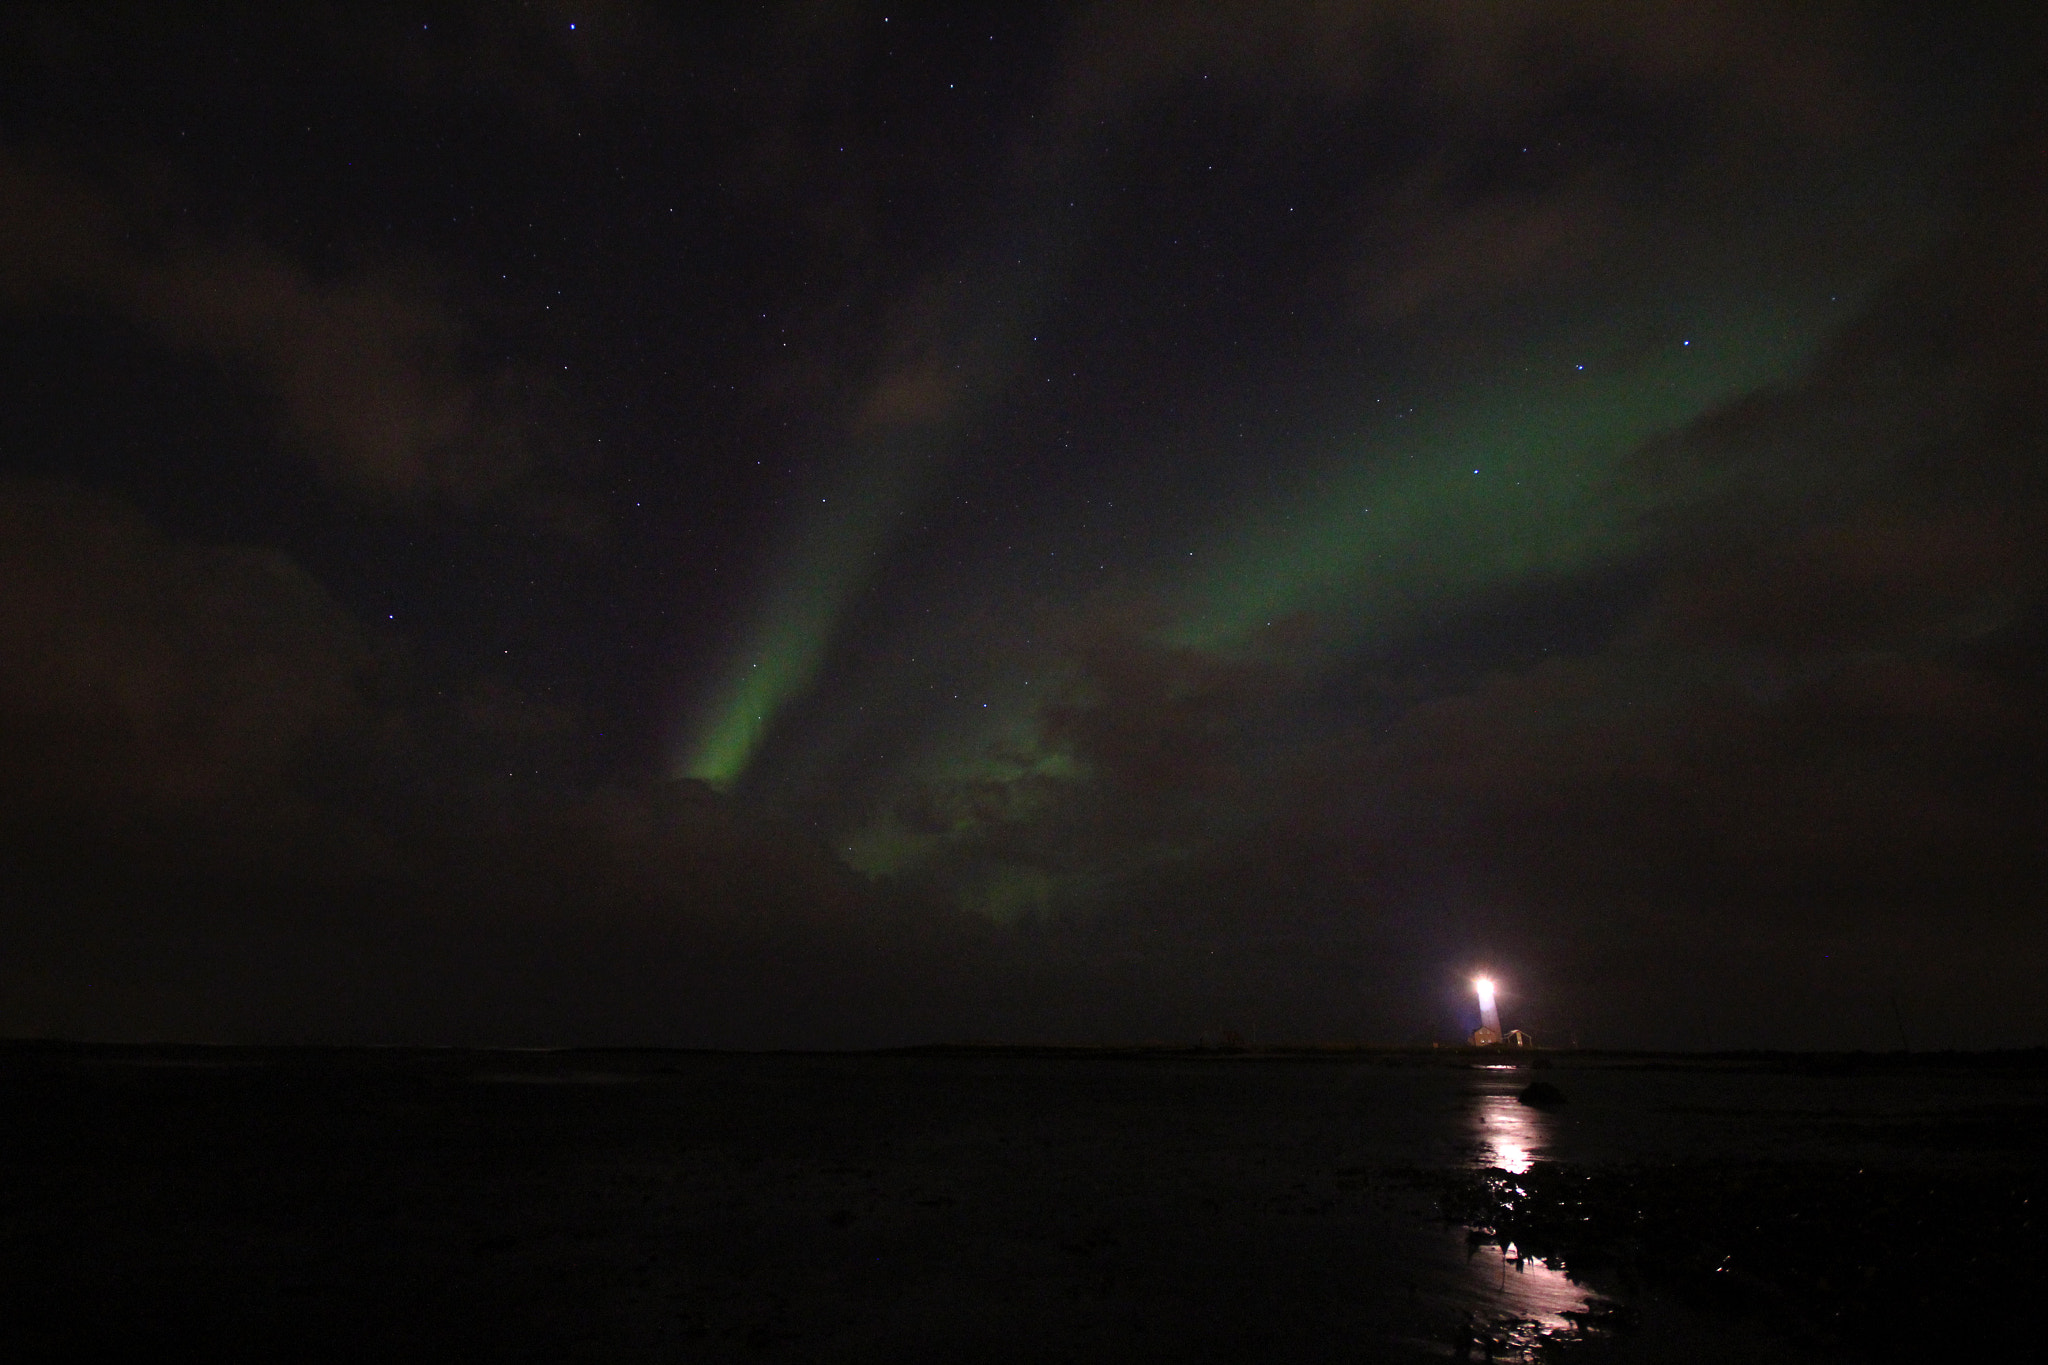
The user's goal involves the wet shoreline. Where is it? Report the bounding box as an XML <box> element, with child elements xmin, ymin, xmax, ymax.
<box><xmin>2</xmin><ymin>1044</ymin><xmax>2039</xmax><ymax>1360</ymax></box>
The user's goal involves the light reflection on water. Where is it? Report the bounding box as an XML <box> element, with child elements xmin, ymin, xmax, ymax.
<box><xmin>1450</xmin><ymin>1071</ymin><xmax>1604</xmax><ymax>1355</ymax></box>
<box><xmin>1466</xmin><ymin>1239</ymin><xmax>1589</xmax><ymax>1333</ymax></box>
<box><xmin>1471</xmin><ymin>1079</ymin><xmax>1553</xmax><ymax>1174</ymax></box>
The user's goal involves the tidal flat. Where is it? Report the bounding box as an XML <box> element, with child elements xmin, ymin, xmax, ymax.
<box><xmin>1</xmin><ymin>1045</ymin><xmax>2039</xmax><ymax>1361</ymax></box>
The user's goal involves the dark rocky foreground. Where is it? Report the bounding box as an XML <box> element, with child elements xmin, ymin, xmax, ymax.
<box><xmin>0</xmin><ymin>1043</ymin><xmax>2040</xmax><ymax>1361</ymax></box>
<box><xmin>1423</xmin><ymin>1157</ymin><xmax>2045</xmax><ymax>1362</ymax></box>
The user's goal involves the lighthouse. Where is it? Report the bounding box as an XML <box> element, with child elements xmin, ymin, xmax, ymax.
<box><xmin>1468</xmin><ymin>976</ymin><xmax>1534</xmax><ymax>1047</ymax></box>
<box><xmin>1470</xmin><ymin>977</ymin><xmax>1503</xmax><ymax>1046</ymax></box>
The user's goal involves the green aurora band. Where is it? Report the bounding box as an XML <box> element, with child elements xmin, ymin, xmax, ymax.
<box><xmin>680</xmin><ymin>427</ymin><xmax>941</xmax><ymax>786</ymax></box>
<box><xmin>833</xmin><ymin>292</ymin><xmax>1873</xmax><ymax>899</ymax></box>
<box><xmin>688</xmin><ymin>202</ymin><xmax>1910</xmax><ymax>801</ymax></box>
<box><xmin>678</xmin><ymin>230</ymin><xmax>1071</xmax><ymax>787</ymax></box>
<box><xmin>1173</xmin><ymin>297</ymin><xmax>1846</xmax><ymax>651</ymax></box>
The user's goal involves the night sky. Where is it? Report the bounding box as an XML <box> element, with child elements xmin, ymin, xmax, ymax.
<box><xmin>4</xmin><ymin>2</ymin><xmax>2044</xmax><ymax>1049</ymax></box>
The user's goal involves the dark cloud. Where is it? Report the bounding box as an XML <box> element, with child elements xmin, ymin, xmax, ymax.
<box><xmin>0</xmin><ymin>149</ymin><xmax>540</xmax><ymax>507</ymax></box>
<box><xmin>1054</xmin><ymin>0</ymin><xmax>1882</xmax><ymax>326</ymax></box>
<box><xmin>0</xmin><ymin>477</ymin><xmax>383</xmax><ymax>834</ymax></box>
<box><xmin>1058</xmin><ymin>0</ymin><xmax>1866</xmax><ymax>123</ymax></box>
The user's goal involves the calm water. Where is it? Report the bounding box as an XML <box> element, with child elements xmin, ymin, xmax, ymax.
<box><xmin>2</xmin><ymin>1047</ymin><xmax>2039</xmax><ymax>1360</ymax></box>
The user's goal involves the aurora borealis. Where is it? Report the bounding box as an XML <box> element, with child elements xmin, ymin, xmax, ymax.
<box><xmin>4</xmin><ymin>2</ymin><xmax>2046</xmax><ymax>1049</ymax></box>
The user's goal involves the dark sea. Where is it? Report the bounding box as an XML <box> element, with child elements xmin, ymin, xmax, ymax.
<box><xmin>2</xmin><ymin>1045</ymin><xmax>2039</xmax><ymax>1361</ymax></box>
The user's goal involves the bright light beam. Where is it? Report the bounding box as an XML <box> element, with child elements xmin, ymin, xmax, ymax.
<box><xmin>1475</xmin><ymin>976</ymin><xmax>1502</xmax><ymax>1038</ymax></box>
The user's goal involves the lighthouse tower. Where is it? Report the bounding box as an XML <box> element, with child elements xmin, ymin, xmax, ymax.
<box><xmin>1470</xmin><ymin>977</ymin><xmax>1503</xmax><ymax>1046</ymax></box>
